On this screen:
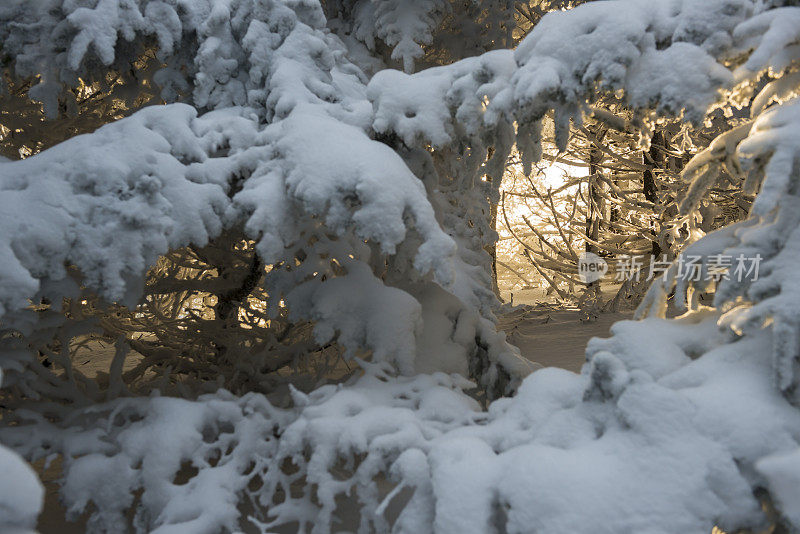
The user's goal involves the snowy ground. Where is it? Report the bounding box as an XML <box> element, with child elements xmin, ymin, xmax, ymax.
<box><xmin>499</xmin><ymin>307</ymin><xmax>633</xmax><ymax>373</ymax></box>
<box><xmin>499</xmin><ymin>288</ymin><xmax>636</xmax><ymax>372</ymax></box>
<box><xmin>36</xmin><ymin>292</ymin><xmax>632</xmax><ymax>533</ymax></box>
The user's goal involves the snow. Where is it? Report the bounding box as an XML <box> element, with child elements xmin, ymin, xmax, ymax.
<box><xmin>3</xmin><ymin>0</ymin><xmax>800</xmax><ymax>532</ymax></box>
<box><xmin>499</xmin><ymin>305</ymin><xmax>634</xmax><ymax>373</ymax></box>
<box><xmin>366</xmin><ymin>0</ymin><xmax>755</xmax><ymax>164</ymax></box>
<box><xmin>0</xmin><ymin>104</ymin><xmax>255</xmax><ymax>315</ymax></box>
<box><xmin>587</xmin><ymin>313</ymin><xmax>723</xmax><ymax>380</ymax></box>
<box><xmin>757</xmin><ymin>448</ymin><xmax>800</xmax><ymax>528</ymax></box>
<box><xmin>437</xmin><ymin>311</ymin><xmax>800</xmax><ymax>533</ymax></box>
<box><xmin>734</xmin><ymin>7</ymin><xmax>800</xmax><ymax>78</ymax></box>
<box><xmin>352</xmin><ymin>0</ymin><xmax>448</xmax><ymax>73</ymax></box>
<box><xmin>369</xmin><ymin>67</ymin><xmax>457</xmax><ymax>147</ymax></box>
<box><xmin>262</xmin><ymin>105</ymin><xmax>456</xmax><ymax>274</ymax></box>
<box><xmin>0</xmin><ymin>369</ymin><xmax>43</xmax><ymax>533</ymax></box>
<box><xmin>12</xmin><ymin>309</ymin><xmax>800</xmax><ymax>533</ymax></box>
<box><xmin>0</xmin><ymin>441</ymin><xmax>43</xmax><ymax>534</ymax></box>
<box><xmin>0</xmin><ymin>0</ymin><xmax>532</xmax><ymax>391</ymax></box>
<box><xmin>625</xmin><ymin>43</ymin><xmax>733</xmax><ymax>117</ymax></box>
<box><xmin>297</xmin><ymin>262</ymin><xmax>423</xmax><ymax>375</ymax></box>
<box><xmin>369</xmin><ymin>50</ymin><xmax>517</xmax><ymax>146</ymax></box>
<box><xmin>642</xmin><ymin>96</ymin><xmax>800</xmax><ymax>400</ymax></box>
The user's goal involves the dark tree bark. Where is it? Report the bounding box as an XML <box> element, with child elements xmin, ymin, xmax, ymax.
<box><xmin>643</xmin><ymin>131</ymin><xmax>664</xmax><ymax>257</ymax></box>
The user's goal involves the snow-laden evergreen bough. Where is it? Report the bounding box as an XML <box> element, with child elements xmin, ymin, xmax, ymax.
<box><xmin>2</xmin><ymin>0</ymin><xmax>800</xmax><ymax>532</ymax></box>
<box><xmin>0</xmin><ymin>0</ymin><xmax>535</xmax><ymax>394</ymax></box>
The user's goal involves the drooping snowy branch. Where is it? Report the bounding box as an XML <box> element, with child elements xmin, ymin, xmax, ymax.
<box><xmin>366</xmin><ymin>0</ymin><xmax>754</xmax><ymax>168</ymax></box>
<box><xmin>0</xmin><ymin>105</ymin><xmax>254</xmax><ymax>316</ymax></box>
<box><xmin>635</xmin><ymin>3</ymin><xmax>800</xmax><ymax>400</ymax></box>
<box><xmin>0</xmin><ymin>0</ymin><xmax>534</xmax><ymax>395</ymax></box>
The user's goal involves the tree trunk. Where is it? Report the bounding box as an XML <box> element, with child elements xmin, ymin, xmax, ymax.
<box><xmin>488</xmin><ymin>199</ymin><xmax>501</xmax><ymax>298</ymax></box>
<box><xmin>586</xmin><ymin>131</ymin><xmax>606</xmax><ymax>255</ymax></box>
<box><xmin>643</xmin><ymin>131</ymin><xmax>663</xmax><ymax>257</ymax></box>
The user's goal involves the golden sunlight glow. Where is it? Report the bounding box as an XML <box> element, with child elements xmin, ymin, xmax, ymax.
<box><xmin>496</xmin><ymin>150</ymin><xmax>589</xmax><ymax>298</ymax></box>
